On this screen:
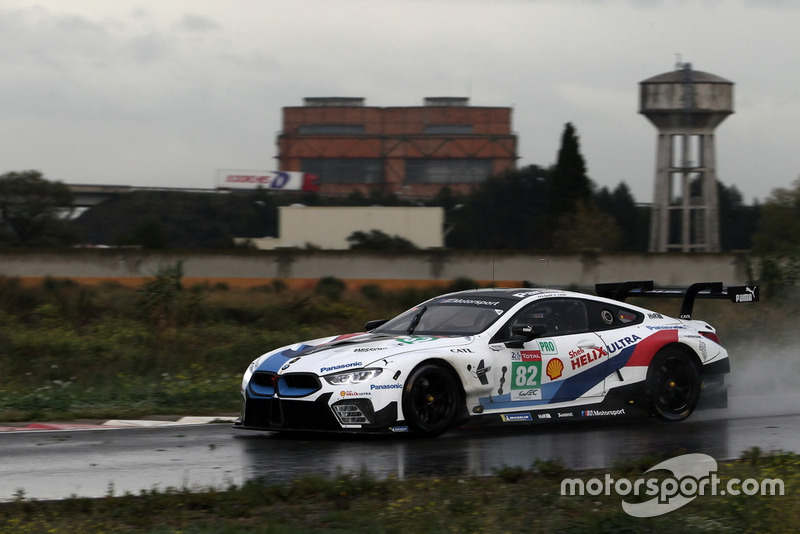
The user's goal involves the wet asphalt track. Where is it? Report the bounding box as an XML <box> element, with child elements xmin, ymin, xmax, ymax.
<box><xmin>2</xmin><ymin>394</ymin><xmax>800</xmax><ymax>501</ymax></box>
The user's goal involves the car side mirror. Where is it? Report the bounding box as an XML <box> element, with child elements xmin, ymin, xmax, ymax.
<box><xmin>364</xmin><ymin>319</ymin><xmax>388</xmax><ymax>331</ymax></box>
<box><xmin>505</xmin><ymin>323</ymin><xmax>546</xmax><ymax>348</ymax></box>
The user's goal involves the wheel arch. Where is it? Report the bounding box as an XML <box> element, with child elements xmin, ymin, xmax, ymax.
<box><xmin>656</xmin><ymin>342</ymin><xmax>703</xmax><ymax>370</ymax></box>
<box><xmin>404</xmin><ymin>357</ymin><xmax>470</xmax><ymax>422</ymax></box>
<box><xmin>645</xmin><ymin>343</ymin><xmax>704</xmax><ymax>422</ymax></box>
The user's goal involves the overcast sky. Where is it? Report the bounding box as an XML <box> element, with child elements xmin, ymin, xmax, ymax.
<box><xmin>2</xmin><ymin>0</ymin><xmax>798</xmax><ymax>204</ymax></box>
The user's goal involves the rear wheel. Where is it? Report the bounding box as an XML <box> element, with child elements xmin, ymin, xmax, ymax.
<box><xmin>646</xmin><ymin>348</ymin><xmax>701</xmax><ymax>422</ymax></box>
<box><xmin>402</xmin><ymin>364</ymin><xmax>460</xmax><ymax>436</ymax></box>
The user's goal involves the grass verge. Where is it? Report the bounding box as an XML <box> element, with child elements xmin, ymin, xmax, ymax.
<box><xmin>0</xmin><ymin>448</ymin><xmax>797</xmax><ymax>533</ymax></box>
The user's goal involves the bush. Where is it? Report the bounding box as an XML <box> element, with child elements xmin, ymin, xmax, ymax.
<box><xmin>315</xmin><ymin>276</ymin><xmax>346</xmax><ymax>301</ymax></box>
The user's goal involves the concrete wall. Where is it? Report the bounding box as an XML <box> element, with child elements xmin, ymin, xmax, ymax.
<box><xmin>242</xmin><ymin>206</ymin><xmax>444</xmax><ymax>250</ymax></box>
<box><xmin>0</xmin><ymin>248</ymin><xmax>754</xmax><ymax>290</ymax></box>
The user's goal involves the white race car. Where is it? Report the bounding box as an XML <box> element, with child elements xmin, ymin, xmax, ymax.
<box><xmin>235</xmin><ymin>281</ymin><xmax>757</xmax><ymax>436</ymax></box>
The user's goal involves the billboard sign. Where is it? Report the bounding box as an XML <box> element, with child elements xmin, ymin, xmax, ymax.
<box><xmin>215</xmin><ymin>170</ymin><xmax>319</xmax><ymax>192</ymax></box>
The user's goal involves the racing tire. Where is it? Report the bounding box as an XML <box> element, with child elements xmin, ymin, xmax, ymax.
<box><xmin>402</xmin><ymin>364</ymin><xmax>460</xmax><ymax>437</ymax></box>
<box><xmin>645</xmin><ymin>348</ymin><xmax>701</xmax><ymax>422</ymax></box>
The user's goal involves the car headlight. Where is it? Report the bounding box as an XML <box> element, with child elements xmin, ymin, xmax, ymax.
<box><xmin>324</xmin><ymin>368</ymin><xmax>383</xmax><ymax>385</ymax></box>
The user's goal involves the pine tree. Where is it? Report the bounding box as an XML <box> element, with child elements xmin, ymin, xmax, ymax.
<box><xmin>547</xmin><ymin>123</ymin><xmax>592</xmax><ymax>218</ymax></box>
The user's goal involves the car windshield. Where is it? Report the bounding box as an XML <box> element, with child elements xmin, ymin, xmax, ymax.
<box><xmin>374</xmin><ymin>296</ymin><xmax>516</xmax><ymax>336</ymax></box>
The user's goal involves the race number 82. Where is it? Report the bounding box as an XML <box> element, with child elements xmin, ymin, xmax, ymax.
<box><xmin>511</xmin><ymin>350</ymin><xmax>542</xmax><ymax>390</ymax></box>
<box><xmin>513</xmin><ymin>363</ymin><xmax>540</xmax><ymax>387</ymax></box>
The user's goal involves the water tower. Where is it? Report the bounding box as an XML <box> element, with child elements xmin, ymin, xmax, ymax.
<box><xmin>639</xmin><ymin>63</ymin><xmax>734</xmax><ymax>252</ymax></box>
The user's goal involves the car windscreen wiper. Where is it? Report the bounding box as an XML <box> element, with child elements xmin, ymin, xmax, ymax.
<box><xmin>406</xmin><ymin>306</ymin><xmax>427</xmax><ymax>335</ymax></box>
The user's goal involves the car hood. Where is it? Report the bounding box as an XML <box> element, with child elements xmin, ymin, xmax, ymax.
<box><xmin>256</xmin><ymin>332</ymin><xmax>475</xmax><ymax>376</ymax></box>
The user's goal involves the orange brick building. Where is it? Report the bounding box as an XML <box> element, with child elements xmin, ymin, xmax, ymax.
<box><xmin>277</xmin><ymin>97</ymin><xmax>517</xmax><ymax>198</ymax></box>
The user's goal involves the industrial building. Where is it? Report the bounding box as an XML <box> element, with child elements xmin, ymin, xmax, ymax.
<box><xmin>276</xmin><ymin>97</ymin><xmax>517</xmax><ymax>198</ymax></box>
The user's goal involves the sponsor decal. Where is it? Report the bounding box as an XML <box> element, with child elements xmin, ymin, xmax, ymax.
<box><xmin>339</xmin><ymin>390</ymin><xmax>368</xmax><ymax>397</ymax></box>
<box><xmin>511</xmin><ymin>350</ymin><xmax>542</xmax><ymax>391</ymax></box>
<box><xmin>546</xmin><ymin>358</ymin><xmax>564</xmax><ymax>380</ymax></box>
<box><xmin>605</xmin><ymin>335</ymin><xmax>642</xmax><ymax>355</ymax></box>
<box><xmin>353</xmin><ymin>347</ymin><xmax>386</xmax><ymax>352</ymax></box>
<box><xmin>511</xmin><ymin>388</ymin><xmax>542</xmax><ymax>401</ymax></box>
<box><xmin>558</xmin><ymin>412</ymin><xmax>574</xmax><ymax>418</ymax></box>
<box><xmin>395</xmin><ymin>336</ymin><xmax>438</xmax><ymax>345</ymax></box>
<box><xmin>569</xmin><ymin>346</ymin><xmax>607</xmax><ymax>370</ymax></box>
<box><xmin>467</xmin><ymin>359</ymin><xmax>491</xmax><ymax>385</ymax></box>
<box><xmin>702</xmin><ymin>375</ymin><xmax>724</xmax><ymax>389</ymax></box>
<box><xmin>538</xmin><ymin>413</ymin><xmax>551</xmax><ymax>419</ymax></box>
<box><xmin>646</xmin><ymin>325</ymin><xmax>684</xmax><ymax>331</ymax></box>
<box><xmin>451</xmin><ymin>348</ymin><xmax>474</xmax><ymax>353</ymax></box>
<box><xmin>370</xmin><ymin>383</ymin><xmax>403</xmax><ymax>390</ymax></box>
<box><xmin>320</xmin><ymin>361</ymin><xmax>363</xmax><ymax>374</ymax></box>
<box><xmin>497</xmin><ymin>365</ymin><xmax>508</xmax><ymax>395</ymax></box>
<box><xmin>501</xmin><ymin>413</ymin><xmax>533</xmax><ymax>422</ymax></box>
<box><xmin>581</xmin><ymin>409</ymin><xmax>626</xmax><ymax>417</ymax></box>
<box><xmin>437</xmin><ymin>298</ymin><xmax>501</xmax><ymax>306</ymax></box>
<box><xmin>647</xmin><ymin>312</ymin><xmax>664</xmax><ymax>319</ymax></box>
<box><xmin>390</xmin><ymin>426</ymin><xmax>409</xmax><ymax>433</ymax></box>
<box><xmin>537</xmin><ymin>339</ymin><xmax>558</xmax><ymax>355</ymax></box>
<box><xmin>735</xmin><ymin>287</ymin><xmax>758</xmax><ymax>302</ymax></box>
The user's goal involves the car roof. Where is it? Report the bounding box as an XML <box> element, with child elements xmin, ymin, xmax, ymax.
<box><xmin>437</xmin><ymin>287</ymin><xmax>582</xmax><ymax>302</ymax></box>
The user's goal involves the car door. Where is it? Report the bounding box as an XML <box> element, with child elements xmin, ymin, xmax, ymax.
<box><xmin>495</xmin><ymin>298</ymin><xmax>608</xmax><ymax>404</ymax></box>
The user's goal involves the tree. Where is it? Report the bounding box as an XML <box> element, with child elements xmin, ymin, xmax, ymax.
<box><xmin>446</xmin><ymin>165</ymin><xmax>552</xmax><ymax>249</ymax></box>
<box><xmin>752</xmin><ymin>178</ymin><xmax>800</xmax><ymax>255</ymax></box>
<box><xmin>76</xmin><ymin>190</ymin><xmax>283</xmax><ymax>249</ymax></box>
<box><xmin>594</xmin><ymin>182</ymin><xmax>647</xmax><ymax>251</ymax></box>
<box><xmin>551</xmin><ymin>200</ymin><xmax>621</xmax><ymax>251</ymax></box>
<box><xmin>718</xmin><ymin>181</ymin><xmax>759</xmax><ymax>251</ymax></box>
<box><xmin>347</xmin><ymin>229</ymin><xmax>418</xmax><ymax>250</ymax></box>
<box><xmin>547</xmin><ymin>123</ymin><xmax>592</xmax><ymax>218</ymax></box>
<box><xmin>0</xmin><ymin>170</ymin><xmax>79</xmax><ymax>246</ymax></box>
<box><xmin>131</xmin><ymin>217</ymin><xmax>168</xmax><ymax>249</ymax></box>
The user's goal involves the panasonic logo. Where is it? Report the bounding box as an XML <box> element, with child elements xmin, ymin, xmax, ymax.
<box><xmin>369</xmin><ymin>384</ymin><xmax>403</xmax><ymax>390</ymax></box>
<box><xmin>320</xmin><ymin>362</ymin><xmax>362</xmax><ymax>373</ymax></box>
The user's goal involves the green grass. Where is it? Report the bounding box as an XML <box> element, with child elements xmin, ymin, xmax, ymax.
<box><xmin>0</xmin><ymin>274</ymin><xmax>462</xmax><ymax>422</ymax></box>
<box><xmin>0</xmin><ymin>449</ymin><xmax>798</xmax><ymax>533</ymax></box>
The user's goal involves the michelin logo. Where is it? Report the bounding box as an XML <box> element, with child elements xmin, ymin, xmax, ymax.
<box><xmin>501</xmin><ymin>413</ymin><xmax>533</xmax><ymax>422</ymax></box>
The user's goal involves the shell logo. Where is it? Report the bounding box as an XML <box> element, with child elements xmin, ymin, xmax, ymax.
<box><xmin>546</xmin><ymin>358</ymin><xmax>564</xmax><ymax>380</ymax></box>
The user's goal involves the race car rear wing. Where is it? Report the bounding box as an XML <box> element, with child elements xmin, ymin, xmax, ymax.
<box><xmin>595</xmin><ymin>280</ymin><xmax>759</xmax><ymax>320</ymax></box>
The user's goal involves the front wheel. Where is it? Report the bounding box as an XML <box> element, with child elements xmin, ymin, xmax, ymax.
<box><xmin>402</xmin><ymin>364</ymin><xmax>461</xmax><ymax>436</ymax></box>
<box><xmin>646</xmin><ymin>349</ymin><xmax>701</xmax><ymax>422</ymax></box>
